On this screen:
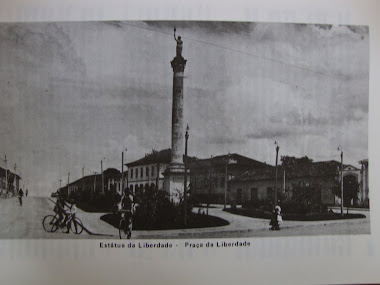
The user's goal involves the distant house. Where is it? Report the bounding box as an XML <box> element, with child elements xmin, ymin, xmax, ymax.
<box><xmin>0</xmin><ymin>167</ymin><xmax>21</xmax><ymax>198</ymax></box>
<box><xmin>359</xmin><ymin>159</ymin><xmax>369</xmax><ymax>207</ymax></box>
<box><xmin>187</xmin><ymin>154</ymin><xmax>273</xmax><ymax>204</ymax></box>
<box><xmin>59</xmin><ymin>168</ymin><xmax>124</xmax><ymax>200</ymax></box>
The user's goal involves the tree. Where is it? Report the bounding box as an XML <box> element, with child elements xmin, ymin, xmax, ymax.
<box><xmin>333</xmin><ymin>175</ymin><xmax>360</xmax><ymax>213</ymax></box>
<box><xmin>280</xmin><ymin>156</ymin><xmax>313</xmax><ymax>169</ymax></box>
<box><xmin>286</xmin><ymin>182</ymin><xmax>322</xmax><ymax>215</ymax></box>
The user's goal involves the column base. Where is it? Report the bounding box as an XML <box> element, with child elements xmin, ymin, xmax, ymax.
<box><xmin>163</xmin><ymin>163</ymin><xmax>185</xmax><ymax>204</ymax></box>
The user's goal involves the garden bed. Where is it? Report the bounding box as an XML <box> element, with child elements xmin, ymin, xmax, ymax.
<box><xmin>100</xmin><ymin>212</ymin><xmax>229</xmax><ymax>230</ymax></box>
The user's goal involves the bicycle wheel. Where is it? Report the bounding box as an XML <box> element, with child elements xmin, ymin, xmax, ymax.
<box><xmin>60</xmin><ymin>221</ymin><xmax>69</xmax><ymax>233</ymax></box>
<box><xmin>42</xmin><ymin>215</ymin><xmax>59</xmax><ymax>233</ymax></box>
<box><xmin>119</xmin><ymin>219</ymin><xmax>131</xmax><ymax>239</ymax></box>
<box><xmin>70</xmin><ymin>217</ymin><xmax>84</xmax><ymax>234</ymax></box>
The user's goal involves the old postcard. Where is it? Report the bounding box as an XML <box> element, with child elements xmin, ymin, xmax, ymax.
<box><xmin>0</xmin><ymin>0</ymin><xmax>378</xmax><ymax>284</ymax></box>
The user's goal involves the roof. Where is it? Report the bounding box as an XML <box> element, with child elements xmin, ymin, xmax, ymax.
<box><xmin>126</xmin><ymin>149</ymin><xmax>172</xmax><ymax>167</ymax></box>
<box><xmin>187</xmin><ymin>153</ymin><xmax>271</xmax><ymax>169</ymax></box>
<box><xmin>62</xmin><ymin>168</ymin><xmax>122</xmax><ymax>189</ymax></box>
<box><xmin>0</xmin><ymin>167</ymin><xmax>21</xmax><ymax>180</ymax></box>
<box><xmin>232</xmin><ymin>159</ymin><xmax>345</xmax><ymax>182</ymax></box>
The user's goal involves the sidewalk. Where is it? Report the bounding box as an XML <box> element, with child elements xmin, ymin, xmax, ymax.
<box><xmin>75</xmin><ymin>208</ymin><xmax>118</xmax><ymax>238</ymax></box>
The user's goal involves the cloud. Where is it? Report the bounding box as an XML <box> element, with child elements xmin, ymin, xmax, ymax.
<box><xmin>144</xmin><ymin>21</ymin><xmax>254</xmax><ymax>35</ymax></box>
<box><xmin>205</xmin><ymin>135</ymin><xmax>246</xmax><ymax>145</ymax></box>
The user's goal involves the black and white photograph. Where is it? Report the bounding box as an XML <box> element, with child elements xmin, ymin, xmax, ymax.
<box><xmin>0</xmin><ymin>20</ymin><xmax>369</xmax><ymax>239</ymax></box>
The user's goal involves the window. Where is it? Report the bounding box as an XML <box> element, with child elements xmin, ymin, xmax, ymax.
<box><xmin>135</xmin><ymin>168</ymin><xmax>138</xmax><ymax>178</ymax></box>
<box><xmin>267</xmin><ymin>187</ymin><xmax>273</xmax><ymax>200</ymax></box>
<box><xmin>251</xmin><ymin>188</ymin><xmax>258</xmax><ymax>200</ymax></box>
<box><xmin>146</xmin><ymin>167</ymin><xmax>149</xmax><ymax>177</ymax></box>
<box><xmin>220</xmin><ymin>176</ymin><xmax>225</xmax><ymax>188</ymax></box>
<box><xmin>140</xmin><ymin>167</ymin><xmax>143</xmax><ymax>178</ymax></box>
<box><xmin>214</xmin><ymin>177</ymin><xmax>218</xmax><ymax>188</ymax></box>
<box><xmin>151</xmin><ymin>166</ymin><xmax>155</xmax><ymax>177</ymax></box>
<box><xmin>130</xmin><ymin>169</ymin><xmax>133</xmax><ymax>179</ymax></box>
<box><xmin>203</xmin><ymin>177</ymin><xmax>208</xmax><ymax>187</ymax></box>
<box><xmin>237</xmin><ymin>189</ymin><xmax>242</xmax><ymax>204</ymax></box>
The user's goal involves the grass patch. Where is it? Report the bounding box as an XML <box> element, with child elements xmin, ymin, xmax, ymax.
<box><xmin>224</xmin><ymin>208</ymin><xmax>366</xmax><ymax>221</ymax></box>
<box><xmin>100</xmin><ymin>213</ymin><xmax>229</xmax><ymax>230</ymax></box>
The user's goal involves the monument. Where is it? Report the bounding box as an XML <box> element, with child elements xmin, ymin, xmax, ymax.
<box><xmin>163</xmin><ymin>28</ymin><xmax>188</xmax><ymax>202</ymax></box>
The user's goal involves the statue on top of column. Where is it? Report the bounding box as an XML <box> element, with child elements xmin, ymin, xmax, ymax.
<box><xmin>174</xmin><ymin>27</ymin><xmax>183</xmax><ymax>57</ymax></box>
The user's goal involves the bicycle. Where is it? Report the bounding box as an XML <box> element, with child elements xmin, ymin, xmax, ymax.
<box><xmin>119</xmin><ymin>210</ymin><xmax>132</xmax><ymax>239</ymax></box>
<box><xmin>42</xmin><ymin>206</ymin><xmax>84</xmax><ymax>234</ymax></box>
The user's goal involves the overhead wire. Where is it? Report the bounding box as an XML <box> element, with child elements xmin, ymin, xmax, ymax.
<box><xmin>120</xmin><ymin>21</ymin><xmax>345</xmax><ymax>81</ymax></box>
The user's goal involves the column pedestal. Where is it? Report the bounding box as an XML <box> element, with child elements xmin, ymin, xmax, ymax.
<box><xmin>163</xmin><ymin>164</ymin><xmax>185</xmax><ymax>203</ymax></box>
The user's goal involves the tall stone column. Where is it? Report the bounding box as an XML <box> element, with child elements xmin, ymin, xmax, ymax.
<box><xmin>164</xmin><ymin>30</ymin><xmax>188</xmax><ymax>202</ymax></box>
<box><xmin>170</xmin><ymin>53</ymin><xmax>187</xmax><ymax>166</ymax></box>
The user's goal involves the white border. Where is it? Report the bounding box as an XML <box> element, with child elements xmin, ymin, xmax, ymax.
<box><xmin>0</xmin><ymin>1</ymin><xmax>379</xmax><ymax>284</ymax></box>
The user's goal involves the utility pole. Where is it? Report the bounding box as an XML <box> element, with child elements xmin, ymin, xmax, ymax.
<box><xmin>194</xmin><ymin>158</ymin><xmax>197</xmax><ymax>200</ymax></box>
<box><xmin>67</xmin><ymin>172</ymin><xmax>70</xmax><ymax>197</ymax></box>
<box><xmin>207</xmin><ymin>156</ymin><xmax>213</xmax><ymax>216</ymax></box>
<box><xmin>123</xmin><ymin>148</ymin><xmax>127</xmax><ymax>194</ymax></box>
<box><xmin>156</xmin><ymin>162</ymin><xmax>160</xmax><ymax>191</ymax></box>
<box><xmin>101</xmin><ymin>159</ymin><xmax>104</xmax><ymax>196</ymax></box>
<box><xmin>14</xmin><ymin>163</ymin><xmax>17</xmax><ymax>193</ymax></box>
<box><xmin>274</xmin><ymin>141</ymin><xmax>279</xmax><ymax>209</ymax></box>
<box><xmin>338</xmin><ymin>147</ymin><xmax>344</xmax><ymax>216</ymax></box>
<box><xmin>224</xmin><ymin>153</ymin><xmax>230</xmax><ymax>210</ymax></box>
<box><xmin>4</xmin><ymin>155</ymin><xmax>7</xmax><ymax>198</ymax></box>
<box><xmin>121</xmin><ymin>151</ymin><xmax>124</xmax><ymax>195</ymax></box>
<box><xmin>82</xmin><ymin>166</ymin><xmax>85</xmax><ymax>193</ymax></box>
<box><xmin>184</xmin><ymin>124</ymin><xmax>189</xmax><ymax>227</ymax></box>
<box><xmin>93</xmin><ymin>172</ymin><xmax>97</xmax><ymax>196</ymax></box>
<box><xmin>121</xmin><ymin>150</ymin><xmax>124</xmax><ymax>195</ymax></box>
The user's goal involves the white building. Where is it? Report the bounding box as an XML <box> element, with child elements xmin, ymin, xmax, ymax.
<box><xmin>126</xmin><ymin>149</ymin><xmax>171</xmax><ymax>196</ymax></box>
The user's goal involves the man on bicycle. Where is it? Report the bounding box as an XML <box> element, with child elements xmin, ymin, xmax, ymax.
<box><xmin>54</xmin><ymin>194</ymin><xmax>71</xmax><ymax>233</ymax></box>
<box><xmin>120</xmin><ymin>188</ymin><xmax>134</xmax><ymax>237</ymax></box>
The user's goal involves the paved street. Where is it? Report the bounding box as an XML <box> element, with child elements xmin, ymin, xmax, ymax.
<box><xmin>0</xmin><ymin>197</ymin><xmax>370</xmax><ymax>239</ymax></box>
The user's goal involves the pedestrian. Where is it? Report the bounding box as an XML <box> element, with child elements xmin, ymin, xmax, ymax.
<box><xmin>25</xmin><ymin>189</ymin><xmax>28</xmax><ymax>197</ymax></box>
<box><xmin>18</xmin><ymin>188</ymin><xmax>24</xmax><ymax>206</ymax></box>
<box><xmin>270</xmin><ymin>205</ymin><xmax>282</xmax><ymax>231</ymax></box>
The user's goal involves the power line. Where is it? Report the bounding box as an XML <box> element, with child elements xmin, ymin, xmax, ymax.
<box><xmin>121</xmin><ymin>22</ymin><xmax>345</xmax><ymax>81</ymax></box>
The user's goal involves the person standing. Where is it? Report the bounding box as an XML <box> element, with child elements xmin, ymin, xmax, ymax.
<box><xmin>25</xmin><ymin>189</ymin><xmax>28</xmax><ymax>197</ymax></box>
<box><xmin>270</xmin><ymin>205</ymin><xmax>282</xmax><ymax>230</ymax></box>
<box><xmin>18</xmin><ymin>188</ymin><xmax>24</xmax><ymax>206</ymax></box>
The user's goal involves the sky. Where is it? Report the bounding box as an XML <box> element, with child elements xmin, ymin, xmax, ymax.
<box><xmin>0</xmin><ymin>21</ymin><xmax>369</xmax><ymax>196</ymax></box>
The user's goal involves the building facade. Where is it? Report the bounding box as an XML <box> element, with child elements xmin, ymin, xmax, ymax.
<box><xmin>59</xmin><ymin>168</ymin><xmax>123</xmax><ymax>201</ymax></box>
<box><xmin>126</xmin><ymin>149</ymin><xmax>171</xmax><ymax>196</ymax></box>
<box><xmin>188</xmin><ymin>154</ymin><xmax>273</xmax><ymax>204</ymax></box>
<box><xmin>359</xmin><ymin>159</ymin><xmax>369</xmax><ymax>207</ymax></box>
<box><xmin>0</xmin><ymin>167</ymin><xmax>21</xmax><ymax>198</ymax></box>
<box><xmin>229</xmin><ymin>157</ymin><xmax>368</xmax><ymax>208</ymax></box>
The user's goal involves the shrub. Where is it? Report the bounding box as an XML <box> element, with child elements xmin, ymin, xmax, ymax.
<box><xmin>133</xmin><ymin>188</ymin><xmax>193</xmax><ymax>229</ymax></box>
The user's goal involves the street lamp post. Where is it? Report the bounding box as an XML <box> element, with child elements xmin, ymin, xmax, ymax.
<box><xmin>122</xmin><ymin>148</ymin><xmax>127</xmax><ymax>195</ymax></box>
<box><xmin>338</xmin><ymin>147</ymin><xmax>344</xmax><ymax>216</ymax></box>
<box><xmin>184</xmin><ymin>124</ymin><xmax>189</xmax><ymax>227</ymax></box>
<box><xmin>274</xmin><ymin>141</ymin><xmax>280</xmax><ymax>209</ymax></box>
<box><xmin>82</xmin><ymin>166</ymin><xmax>85</xmax><ymax>194</ymax></box>
<box><xmin>224</xmin><ymin>153</ymin><xmax>231</xmax><ymax>210</ymax></box>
